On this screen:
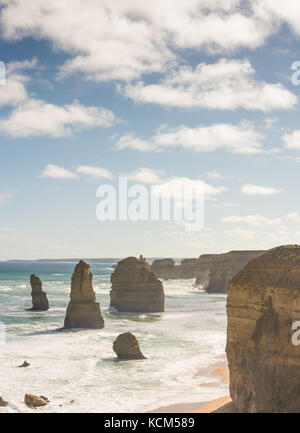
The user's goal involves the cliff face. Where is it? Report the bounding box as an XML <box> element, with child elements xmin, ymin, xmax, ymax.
<box><xmin>64</xmin><ymin>260</ymin><xmax>104</xmax><ymax>329</ymax></box>
<box><xmin>195</xmin><ymin>254</ymin><xmax>217</xmax><ymax>287</ymax></box>
<box><xmin>29</xmin><ymin>275</ymin><xmax>49</xmax><ymax>311</ymax></box>
<box><xmin>151</xmin><ymin>258</ymin><xmax>198</xmax><ymax>279</ymax></box>
<box><xmin>206</xmin><ymin>250</ymin><xmax>264</xmax><ymax>293</ymax></box>
<box><xmin>226</xmin><ymin>245</ymin><xmax>300</xmax><ymax>412</ymax></box>
<box><xmin>110</xmin><ymin>256</ymin><xmax>165</xmax><ymax>312</ymax></box>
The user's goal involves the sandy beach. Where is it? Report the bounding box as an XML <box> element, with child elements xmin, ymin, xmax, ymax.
<box><xmin>149</xmin><ymin>365</ymin><xmax>231</xmax><ymax>413</ymax></box>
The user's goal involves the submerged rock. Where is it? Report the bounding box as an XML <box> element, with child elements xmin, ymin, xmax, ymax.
<box><xmin>63</xmin><ymin>260</ymin><xmax>104</xmax><ymax>329</ymax></box>
<box><xmin>24</xmin><ymin>394</ymin><xmax>48</xmax><ymax>408</ymax></box>
<box><xmin>110</xmin><ymin>256</ymin><xmax>164</xmax><ymax>312</ymax></box>
<box><xmin>18</xmin><ymin>361</ymin><xmax>30</xmax><ymax>368</ymax></box>
<box><xmin>0</xmin><ymin>397</ymin><xmax>8</xmax><ymax>407</ymax></box>
<box><xmin>226</xmin><ymin>245</ymin><xmax>300</xmax><ymax>412</ymax></box>
<box><xmin>28</xmin><ymin>274</ymin><xmax>49</xmax><ymax>311</ymax></box>
<box><xmin>113</xmin><ymin>332</ymin><xmax>146</xmax><ymax>360</ymax></box>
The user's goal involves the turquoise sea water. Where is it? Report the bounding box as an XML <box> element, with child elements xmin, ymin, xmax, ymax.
<box><xmin>0</xmin><ymin>260</ymin><xmax>228</xmax><ymax>413</ymax></box>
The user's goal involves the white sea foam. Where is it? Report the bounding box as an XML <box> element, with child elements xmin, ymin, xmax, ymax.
<box><xmin>0</xmin><ymin>272</ymin><xmax>228</xmax><ymax>413</ymax></box>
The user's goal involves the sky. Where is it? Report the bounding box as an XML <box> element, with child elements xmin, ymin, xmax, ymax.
<box><xmin>1</xmin><ymin>0</ymin><xmax>300</xmax><ymax>259</ymax></box>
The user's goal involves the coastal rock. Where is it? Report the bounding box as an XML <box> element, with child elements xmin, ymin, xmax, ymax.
<box><xmin>110</xmin><ymin>256</ymin><xmax>164</xmax><ymax>312</ymax></box>
<box><xmin>63</xmin><ymin>260</ymin><xmax>104</xmax><ymax>329</ymax></box>
<box><xmin>151</xmin><ymin>258</ymin><xmax>177</xmax><ymax>279</ymax></box>
<box><xmin>18</xmin><ymin>361</ymin><xmax>30</xmax><ymax>368</ymax></box>
<box><xmin>151</xmin><ymin>258</ymin><xmax>198</xmax><ymax>280</ymax></box>
<box><xmin>206</xmin><ymin>250</ymin><xmax>264</xmax><ymax>293</ymax></box>
<box><xmin>24</xmin><ymin>394</ymin><xmax>48</xmax><ymax>408</ymax></box>
<box><xmin>226</xmin><ymin>245</ymin><xmax>300</xmax><ymax>412</ymax></box>
<box><xmin>0</xmin><ymin>397</ymin><xmax>8</xmax><ymax>407</ymax></box>
<box><xmin>195</xmin><ymin>254</ymin><xmax>217</xmax><ymax>288</ymax></box>
<box><xmin>28</xmin><ymin>274</ymin><xmax>49</xmax><ymax>311</ymax></box>
<box><xmin>113</xmin><ymin>332</ymin><xmax>146</xmax><ymax>360</ymax></box>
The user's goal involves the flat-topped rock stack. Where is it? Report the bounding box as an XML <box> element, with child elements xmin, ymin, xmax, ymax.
<box><xmin>226</xmin><ymin>245</ymin><xmax>300</xmax><ymax>412</ymax></box>
<box><xmin>206</xmin><ymin>250</ymin><xmax>264</xmax><ymax>293</ymax></box>
<box><xmin>110</xmin><ymin>256</ymin><xmax>165</xmax><ymax>312</ymax></box>
<box><xmin>64</xmin><ymin>260</ymin><xmax>104</xmax><ymax>329</ymax></box>
<box><xmin>28</xmin><ymin>274</ymin><xmax>49</xmax><ymax>311</ymax></box>
<box><xmin>151</xmin><ymin>258</ymin><xmax>198</xmax><ymax>280</ymax></box>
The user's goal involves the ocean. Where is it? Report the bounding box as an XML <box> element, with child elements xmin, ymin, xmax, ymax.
<box><xmin>0</xmin><ymin>260</ymin><xmax>228</xmax><ymax>413</ymax></box>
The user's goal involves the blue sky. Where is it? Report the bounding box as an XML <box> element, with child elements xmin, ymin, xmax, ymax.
<box><xmin>1</xmin><ymin>0</ymin><xmax>300</xmax><ymax>259</ymax></box>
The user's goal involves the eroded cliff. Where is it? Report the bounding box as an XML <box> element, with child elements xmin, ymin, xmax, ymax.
<box><xmin>226</xmin><ymin>245</ymin><xmax>300</xmax><ymax>412</ymax></box>
<box><xmin>206</xmin><ymin>250</ymin><xmax>264</xmax><ymax>293</ymax></box>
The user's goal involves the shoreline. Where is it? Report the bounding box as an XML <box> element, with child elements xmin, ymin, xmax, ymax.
<box><xmin>148</xmin><ymin>365</ymin><xmax>231</xmax><ymax>413</ymax></box>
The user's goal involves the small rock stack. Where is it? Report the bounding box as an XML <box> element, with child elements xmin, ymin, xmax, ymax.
<box><xmin>113</xmin><ymin>332</ymin><xmax>146</xmax><ymax>360</ymax></box>
<box><xmin>29</xmin><ymin>274</ymin><xmax>49</xmax><ymax>311</ymax></box>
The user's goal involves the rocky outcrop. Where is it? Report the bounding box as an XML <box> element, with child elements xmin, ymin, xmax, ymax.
<box><xmin>18</xmin><ymin>361</ymin><xmax>30</xmax><ymax>368</ymax></box>
<box><xmin>151</xmin><ymin>258</ymin><xmax>198</xmax><ymax>279</ymax></box>
<box><xmin>110</xmin><ymin>256</ymin><xmax>164</xmax><ymax>312</ymax></box>
<box><xmin>28</xmin><ymin>275</ymin><xmax>49</xmax><ymax>311</ymax></box>
<box><xmin>113</xmin><ymin>332</ymin><xmax>146</xmax><ymax>360</ymax></box>
<box><xmin>226</xmin><ymin>245</ymin><xmax>300</xmax><ymax>413</ymax></box>
<box><xmin>63</xmin><ymin>260</ymin><xmax>104</xmax><ymax>329</ymax></box>
<box><xmin>0</xmin><ymin>397</ymin><xmax>8</xmax><ymax>407</ymax></box>
<box><xmin>24</xmin><ymin>394</ymin><xmax>48</xmax><ymax>408</ymax></box>
<box><xmin>195</xmin><ymin>254</ymin><xmax>217</xmax><ymax>288</ymax></box>
<box><xmin>206</xmin><ymin>250</ymin><xmax>264</xmax><ymax>293</ymax></box>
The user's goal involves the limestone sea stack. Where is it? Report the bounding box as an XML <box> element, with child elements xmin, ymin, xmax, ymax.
<box><xmin>28</xmin><ymin>275</ymin><xmax>49</xmax><ymax>311</ymax></box>
<box><xmin>151</xmin><ymin>258</ymin><xmax>177</xmax><ymax>279</ymax></box>
<box><xmin>113</xmin><ymin>332</ymin><xmax>146</xmax><ymax>360</ymax></box>
<box><xmin>110</xmin><ymin>256</ymin><xmax>165</xmax><ymax>312</ymax></box>
<box><xmin>226</xmin><ymin>245</ymin><xmax>300</xmax><ymax>412</ymax></box>
<box><xmin>151</xmin><ymin>258</ymin><xmax>198</xmax><ymax>280</ymax></box>
<box><xmin>206</xmin><ymin>250</ymin><xmax>264</xmax><ymax>293</ymax></box>
<box><xmin>63</xmin><ymin>260</ymin><xmax>104</xmax><ymax>329</ymax></box>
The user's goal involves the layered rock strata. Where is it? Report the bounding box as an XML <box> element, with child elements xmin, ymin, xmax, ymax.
<box><xmin>151</xmin><ymin>258</ymin><xmax>198</xmax><ymax>279</ymax></box>
<box><xmin>28</xmin><ymin>274</ymin><xmax>49</xmax><ymax>311</ymax></box>
<box><xmin>195</xmin><ymin>254</ymin><xmax>217</xmax><ymax>288</ymax></box>
<box><xmin>113</xmin><ymin>332</ymin><xmax>146</xmax><ymax>360</ymax></box>
<box><xmin>110</xmin><ymin>256</ymin><xmax>165</xmax><ymax>312</ymax></box>
<box><xmin>64</xmin><ymin>260</ymin><xmax>104</xmax><ymax>329</ymax></box>
<box><xmin>226</xmin><ymin>245</ymin><xmax>300</xmax><ymax>412</ymax></box>
<box><xmin>206</xmin><ymin>250</ymin><xmax>264</xmax><ymax>293</ymax></box>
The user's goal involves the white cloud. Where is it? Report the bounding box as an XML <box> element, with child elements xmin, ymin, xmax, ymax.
<box><xmin>282</xmin><ymin>130</ymin><xmax>300</xmax><ymax>150</ymax></box>
<box><xmin>116</xmin><ymin>123</ymin><xmax>265</xmax><ymax>154</ymax></box>
<box><xmin>285</xmin><ymin>212</ymin><xmax>300</xmax><ymax>223</ymax></box>
<box><xmin>0</xmin><ymin>99</ymin><xmax>115</xmax><ymax>137</ymax></box>
<box><xmin>40</xmin><ymin>164</ymin><xmax>77</xmax><ymax>179</ymax></box>
<box><xmin>0</xmin><ymin>1</ymin><xmax>279</xmax><ymax>83</ymax></box>
<box><xmin>122</xmin><ymin>59</ymin><xmax>297</xmax><ymax>111</ymax></box>
<box><xmin>0</xmin><ymin>193</ymin><xmax>15</xmax><ymax>205</ymax></box>
<box><xmin>205</xmin><ymin>171</ymin><xmax>224</xmax><ymax>179</ymax></box>
<box><xmin>127</xmin><ymin>167</ymin><xmax>165</xmax><ymax>184</ymax></box>
<box><xmin>224</xmin><ymin>227</ymin><xmax>255</xmax><ymax>241</ymax></box>
<box><xmin>241</xmin><ymin>184</ymin><xmax>283</xmax><ymax>195</ymax></box>
<box><xmin>152</xmin><ymin>177</ymin><xmax>227</xmax><ymax>199</ymax></box>
<box><xmin>221</xmin><ymin>214</ymin><xmax>282</xmax><ymax>226</ymax></box>
<box><xmin>0</xmin><ymin>59</ymin><xmax>37</xmax><ymax>107</ymax></box>
<box><xmin>76</xmin><ymin>165</ymin><xmax>113</xmax><ymax>179</ymax></box>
